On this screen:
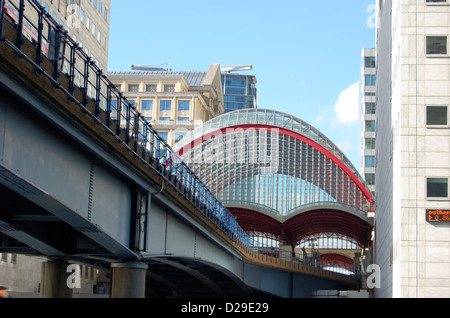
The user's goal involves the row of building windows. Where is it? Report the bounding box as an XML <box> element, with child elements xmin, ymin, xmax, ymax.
<box><xmin>125</xmin><ymin>99</ymin><xmax>191</xmax><ymax>113</ymax></box>
<box><xmin>363</xmin><ymin>176</ymin><xmax>450</xmax><ymax>197</ymax></box>
<box><xmin>125</xmin><ymin>83</ymin><xmax>175</xmax><ymax>93</ymax></box>
<box><xmin>364</xmin><ymin>106</ymin><xmax>450</xmax><ymax>131</ymax></box>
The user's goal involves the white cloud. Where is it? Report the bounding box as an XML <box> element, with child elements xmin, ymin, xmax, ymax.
<box><xmin>312</xmin><ymin>115</ymin><xmax>324</xmax><ymax>124</ymax></box>
<box><xmin>334</xmin><ymin>82</ymin><xmax>360</xmax><ymax>124</ymax></box>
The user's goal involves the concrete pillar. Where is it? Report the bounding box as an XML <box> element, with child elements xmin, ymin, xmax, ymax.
<box><xmin>110</xmin><ymin>262</ymin><xmax>148</xmax><ymax>298</ymax></box>
<box><xmin>40</xmin><ymin>259</ymin><xmax>73</xmax><ymax>298</ymax></box>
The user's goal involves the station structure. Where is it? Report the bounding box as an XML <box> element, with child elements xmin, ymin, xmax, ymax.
<box><xmin>174</xmin><ymin>109</ymin><xmax>375</xmax><ymax>270</ymax></box>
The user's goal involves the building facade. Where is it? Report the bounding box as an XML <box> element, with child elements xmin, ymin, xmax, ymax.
<box><xmin>221</xmin><ymin>72</ymin><xmax>258</xmax><ymax>113</ymax></box>
<box><xmin>359</xmin><ymin>48</ymin><xmax>377</xmax><ymax>195</ymax></box>
<box><xmin>108</xmin><ymin>64</ymin><xmax>225</xmax><ymax>147</ymax></box>
<box><xmin>375</xmin><ymin>0</ymin><xmax>450</xmax><ymax>298</ymax></box>
<box><xmin>35</xmin><ymin>0</ymin><xmax>111</xmax><ymax>70</ymax></box>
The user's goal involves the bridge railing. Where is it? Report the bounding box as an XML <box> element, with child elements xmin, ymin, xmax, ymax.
<box><xmin>0</xmin><ymin>0</ymin><xmax>360</xmax><ymax>282</ymax></box>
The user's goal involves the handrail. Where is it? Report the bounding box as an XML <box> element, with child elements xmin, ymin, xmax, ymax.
<box><xmin>0</xmin><ymin>0</ymin><xmax>361</xmax><ymax>281</ymax></box>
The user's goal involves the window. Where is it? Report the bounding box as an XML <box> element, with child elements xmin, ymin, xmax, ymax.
<box><xmin>159</xmin><ymin>117</ymin><xmax>171</xmax><ymax>121</ymax></box>
<box><xmin>128</xmin><ymin>84</ymin><xmax>139</xmax><ymax>92</ymax></box>
<box><xmin>427</xmin><ymin>178</ymin><xmax>448</xmax><ymax>198</ymax></box>
<box><xmin>163</xmin><ymin>84</ymin><xmax>175</xmax><ymax>92</ymax></box>
<box><xmin>365</xmin><ymin>174</ymin><xmax>375</xmax><ymax>186</ymax></box>
<box><xmin>365</xmin><ymin>75</ymin><xmax>376</xmax><ymax>86</ymax></box>
<box><xmin>365</xmin><ymin>120</ymin><xmax>376</xmax><ymax>132</ymax></box>
<box><xmin>365</xmin><ymin>156</ymin><xmax>376</xmax><ymax>167</ymax></box>
<box><xmin>426</xmin><ymin>36</ymin><xmax>447</xmax><ymax>55</ymax></box>
<box><xmin>159</xmin><ymin>132</ymin><xmax>169</xmax><ymax>142</ymax></box>
<box><xmin>365</xmin><ymin>138</ymin><xmax>376</xmax><ymax>150</ymax></box>
<box><xmin>177</xmin><ymin>117</ymin><xmax>190</xmax><ymax>122</ymax></box>
<box><xmin>365</xmin><ymin>56</ymin><xmax>376</xmax><ymax>68</ymax></box>
<box><xmin>160</xmin><ymin>100</ymin><xmax>172</xmax><ymax>111</ymax></box>
<box><xmin>175</xmin><ymin>132</ymin><xmax>187</xmax><ymax>143</ymax></box>
<box><xmin>145</xmin><ymin>84</ymin><xmax>157</xmax><ymax>92</ymax></box>
<box><xmin>426</xmin><ymin>106</ymin><xmax>447</xmax><ymax>126</ymax></box>
<box><xmin>426</xmin><ymin>0</ymin><xmax>446</xmax><ymax>3</ymax></box>
<box><xmin>178</xmin><ymin>100</ymin><xmax>190</xmax><ymax>111</ymax></box>
<box><xmin>141</xmin><ymin>100</ymin><xmax>153</xmax><ymax>111</ymax></box>
<box><xmin>365</xmin><ymin>102</ymin><xmax>376</xmax><ymax>114</ymax></box>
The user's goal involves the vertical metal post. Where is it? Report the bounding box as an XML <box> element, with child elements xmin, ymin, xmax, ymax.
<box><xmin>133</xmin><ymin>112</ymin><xmax>139</xmax><ymax>152</ymax></box>
<box><xmin>51</xmin><ymin>26</ymin><xmax>61</xmax><ymax>82</ymax></box>
<box><xmin>35</xmin><ymin>2</ymin><xmax>43</xmax><ymax>68</ymax></box>
<box><xmin>15</xmin><ymin>0</ymin><xmax>24</xmax><ymax>49</ymax></box>
<box><xmin>82</xmin><ymin>57</ymin><xmax>90</xmax><ymax>106</ymax></box>
<box><xmin>94</xmin><ymin>68</ymin><xmax>101</xmax><ymax>118</ymax></box>
<box><xmin>124</xmin><ymin>101</ymin><xmax>130</xmax><ymax>144</ymax></box>
<box><xmin>106</xmin><ymin>84</ymin><xmax>112</xmax><ymax>127</ymax></box>
<box><xmin>0</xmin><ymin>0</ymin><xmax>5</xmax><ymax>40</ymax></box>
<box><xmin>116</xmin><ymin>94</ymin><xmax>122</xmax><ymax>136</ymax></box>
<box><xmin>68</xmin><ymin>42</ymin><xmax>76</xmax><ymax>95</ymax></box>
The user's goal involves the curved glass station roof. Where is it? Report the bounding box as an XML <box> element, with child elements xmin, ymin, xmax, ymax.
<box><xmin>174</xmin><ymin>109</ymin><xmax>374</xmax><ymax>248</ymax></box>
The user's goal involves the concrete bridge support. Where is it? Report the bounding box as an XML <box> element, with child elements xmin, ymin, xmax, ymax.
<box><xmin>40</xmin><ymin>259</ymin><xmax>73</xmax><ymax>298</ymax></box>
<box><xmin>110</xmin><ymin>262</ymin><xmax>148</xmax><ymax>298</ymax></box>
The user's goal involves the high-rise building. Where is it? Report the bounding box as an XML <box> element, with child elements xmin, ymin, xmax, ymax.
<box><xmin>375</xmin><ymin>0</ymin><xmax>450</xmax><ymax>298</ymax></box>
<box><xmin>39</xmin><ymin>0</ymin><xmax>110</xmax><ymax>70</ymax></box>
<box><xmin>359</xmin><ymin>48</ymin><xmax>376</xmax><ymax>195</ymax></box>
<box><xmin>108</xmin><ymin>64</ymin><xmax>224</xmax><ymax>147</ymax></box>
<box><xmin>221</xmin><ymin>68</ymin><xmax>257</xmax><ymax>113</ymax></box>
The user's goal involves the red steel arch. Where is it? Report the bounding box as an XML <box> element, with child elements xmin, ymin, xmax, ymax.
<box><xmin>229</xmin><ymin>207</ymin><xmax>372</xmax><ymax>248</ymax></box>
<box><xmin>177</xmin><ymin>124</ymin><xmax>373</xmax><ymax>204</ymax></box>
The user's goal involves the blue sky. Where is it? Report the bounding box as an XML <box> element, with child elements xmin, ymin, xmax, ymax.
<box><xmin>108</xmin><ymin>0</ymin><xmax>376</xmax><ymax>168</ymax></box>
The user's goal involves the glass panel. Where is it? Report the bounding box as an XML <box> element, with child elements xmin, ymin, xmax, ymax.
<box><xmin>141</xmin><ymin>100</ymin><xmax>153</xmax><ymax>111</ymax></box>
<box><xmin>427</xmin><ymin>178</ymin><xmax>448</xmax><ymax>197</ymax></box>
<box><xmin>160</xmin><ymin>100</ymin><xmax>172</xmax><ymax>111</ymax></box>
<box><xmin>426</xmin><ymin>106</ymin><xmax>447</xmax><ymax>125</ymax></box>
<box><xmin>178</xmin><ymin>100</ymin><xmax>190</xmax><ymax>111</ymax></box>
<box><xmin>426</xmin><ymin>36</ymin><xmax>447</xmax><ymax>55</ymax></box>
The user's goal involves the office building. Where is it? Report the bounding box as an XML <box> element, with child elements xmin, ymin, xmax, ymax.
<box><xmin>39</xmin><ymin>0</ymin><xmax>110</xmax><ymax>70</ymax></box>
<box><xmin>375</xmin><ymin>0</ymin><xmax>450</xmax><ymax>298</ymax></box>
<box><xmin>221</xmin><ymin>66</ymin><xmax>257</xmax><ymax>113</ymax></box>
<box><xmin>108</xmin><ymin>64</ymin><xmax>225</xmax><ymax>147</ymax></box>
<box><xmin>359</xmin><ymin>48</ymin><xmax>377</xmax><ymax>195</ymax></box>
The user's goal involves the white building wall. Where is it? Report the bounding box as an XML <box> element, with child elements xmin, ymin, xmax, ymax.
<box><xmin>376</xmin><ymin>0</ymin><xmax>450</xmax><ymax>298</ymax></box>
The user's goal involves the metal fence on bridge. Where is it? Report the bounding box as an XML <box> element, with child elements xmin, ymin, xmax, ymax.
<box><xmin>0</xmin><ymin>0</ymin><xmax>361</xmax><ymax>281</ymax></box>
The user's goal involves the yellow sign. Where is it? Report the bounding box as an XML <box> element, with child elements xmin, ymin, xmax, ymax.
<box><xmin>426</xmin><ymin>209</ymin><xmax>450</xmax><ymax>222</ymax></box>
